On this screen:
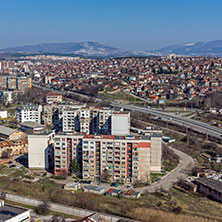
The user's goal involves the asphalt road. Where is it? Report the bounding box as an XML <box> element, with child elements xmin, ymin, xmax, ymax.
<box><xmin>134</xmin><ymin>144</ymin><xmax>194</xmax><ymax>193</ymax></box>
<box><xmin>111</xmin><ymin>102</ymin><xmax>222</xmax><ymax>139</ymax></box>
<box><xmin>34</xmin><ymin>83</ymin><xmax>222</xmax><ymax>139</ymax></box>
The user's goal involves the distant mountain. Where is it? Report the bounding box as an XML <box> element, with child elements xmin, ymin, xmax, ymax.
<box><xmin>153</xmin><ymin>40</ymin><xmax>222</xmax><ymax>56</ymax></box>
<box><xmin>0</xmin><ymin>41</ymin><xmax>151</xmax><ymax>57</ymax></box>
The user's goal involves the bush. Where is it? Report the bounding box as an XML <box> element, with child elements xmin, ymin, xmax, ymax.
<box><xmin>36</xmin><ymin>201</ymin><xmax>49</xmax><ymax>215</ymax></box>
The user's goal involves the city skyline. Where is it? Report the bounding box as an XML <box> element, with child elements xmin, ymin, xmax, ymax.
<box><xmin>0</xmin><ymin>0</ymin><xmax>222</xmax><ymax>50</ymax></box>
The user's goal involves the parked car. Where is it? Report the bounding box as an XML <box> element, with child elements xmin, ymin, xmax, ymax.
<box><xmin>9</xmin><ymin>165</ymin><xmax>16</xmax><ymax>168</ymax></box>
<box><xmin>110</xmin><ymin>183</ymin><xmax>116</xmax><ymax>187</ymax></box>
<box><xmin>114</xmin><ymin>183</ymin><xmax>119</xmax><ymax>187</ymax></box>
<box><xmin>156</xmin><ymin>178</ymin><xmax>161</xmax><ymax>182</ymax></box>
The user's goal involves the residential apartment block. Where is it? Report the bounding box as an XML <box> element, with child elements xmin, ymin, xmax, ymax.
<box><xmin>16</xmin><ymin>104</ymin><xmax>42</xmax><ymax>123</ymax></box>
<box><xmin>54</xmin><ymin>133</ymin><xmax>83</xmax><ymax>175</ymax></box>
<box><xmin>28</xmin><ymin>130</ymin><xmax>54</xmax><ymax>170</ymax></box>
<box><xmin>53</xmin><ymin>133</ymin><xmax>162</xmax><ymax>183</ymax></box>
<box><xmin>45</xmin><ymin>92</ymin><xmax>63</xmax><ymax>104</ymax></box>
<box><xmin>0</xmin><ymin>75</ymin><xmax>32</xmax><ymax>92</ymax></box>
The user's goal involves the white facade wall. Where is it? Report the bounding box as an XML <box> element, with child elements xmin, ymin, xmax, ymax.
<box><xmin>16</xmin><ymin>105</ymin><xmax>42</xmax><ymax>123</ymax></box>
<box><xmin>28</xmin><ymin>132</ymin><xmax>54</xmax><ymax>169</ymax></box>
<box><xmin>5</xmin><ymin>210</ymin><xmax>30</xmax><ymax>222</ymax></box>
<box><xmin>150</xmin><ymin>136</ymin><xmax>162</xmax><ymax>172</ymax></box>
<box><xmin>0</xmin><ymin>110</ymin><xmax>7</xmax><ymax>118</ymax></box>
<box><xmin>111</xmin><ymin>113</ymin><xmax>130</xmax><ymax>136</ymax></box>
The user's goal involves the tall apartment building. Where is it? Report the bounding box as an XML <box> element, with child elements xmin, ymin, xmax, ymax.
<box><xmin>62</xmin><ymin>108</ymin><xmax>80</xmax><ymax>132</ymax></box>
<box><xmin>42</xmin><ymin>105</ymin><xmax>54</xmax><ymax>126</ymax></box>
<box><xmin>54</xmin><ymin>133</ymin><xmax>83</xmax><ymax>175</ymax></box>
<box><xmin>28</xmin><ymin>131</ymin><xmax>54</xmax><ymax>170</ymax></box>
<box><xmin>0</xmin><ymin>75</ymin><xmax>31</xmax><ymax>92</ymax></box>
<box><xmin>53</xmin><ymin>133</ymin><xmax>162</xmax><ymax>183</ymax></box>
<box><xmin>61</xmin><ymin>107</ymin><xmax>130</xmax><ymax>136</ymax></box>
<box><xmin>16</xmin><ymin>104</ymin><xmax>42</xmax><ymax>123</ymax></box>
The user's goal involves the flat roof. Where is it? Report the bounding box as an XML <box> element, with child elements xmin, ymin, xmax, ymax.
<box><xmin>83</xmin><ymin>185</ymin><xmax>105</xmax><ymax>191</ymax></box>
<box><xmin>196</xmin><ymin>177</ymin><xmax>222</xmax><ymax>193</ymax></box>
<box><xmin>0</xmin><ymin>204</ymin><xmax>29</xmax><ymax>221</ymax></box>
<box><xmin>0</xmin><ymin>126</ymin><xmax>16</xmax><ymax>136</ymax></box>
<box><xmin>20</xmin><ymin>121</ymin><xmax>44</xmax><ymax>129</ymax></box>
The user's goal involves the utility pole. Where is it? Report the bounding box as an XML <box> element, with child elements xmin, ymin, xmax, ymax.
<box><xmin>186</xmin><ymin>127</ymin><xmax>189</xmax><ymax>145</ymax></box>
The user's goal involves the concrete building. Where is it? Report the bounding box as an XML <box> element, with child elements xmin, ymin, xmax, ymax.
<box><xmin>0</xmin><ymin>110</ymin><xmax>7</xmax><ymax>118</ymax></box>
<box><xmin>53</xmin><ymin>132</ymin><xmax>162</xmax><ymax>183</ymax></box>
<box><xmin>45</xmin><ymin>92</ymin><xmax>62</xmax><ymax>104</ymax></box>
<box><xmin>0</xmin><ymin>126</ymin><xmax>26</xmax><ymax>141</ymax></box>
<box><xmin>81</xmin><ymin>134</ymin><xmax>161</xmax><ymax>183</ymax></box>
<box><xmin>62</xmin><ymin>108</ymin><xmax>80</xmax><ymax>132</ymax></box>
<box><xmin>0</xmin><ymin>200</ymin><xmax>30</xmax><ymax>222</ymax></box>
<box><xmin>54</xmin><ymin>133</ymin><xmax>83</xmax><ymax>175</ymax></box>
<box><xmin>0</xmin><ymin>75</ymin><xmax>31</xmax><ymax>92</ymax></box>
<box><xmin>0</xmin><ymin>138</ymin><xmax>28</xmax><ymax>157</ymax></box>
<box><xmin>195</xmin><ymin>177</ymin><xmax>222</xmax><ymax>202</ymax></box>
<box><xmin>28</xmin><ymin>131</ymin><xmax>54</xmax><ymax>170</ymax></box>
<box><xmin>42</xmin><ymin>105</ymin><xmax>54</xmax><ymax>126</ymax></box>
<box><xmin>111</xmin><ymin>111</ymin><xmax>130</xmax><ymax>135</ymax></box>
<box><xmin>16</xmin><ymin>104</ymin><xmax>42</xmax><ymax>124</ymax></box>
<box><xmin>20</xmin><ymin>121</ymin><xmax>45</xmax><ymax>134</ymax></box>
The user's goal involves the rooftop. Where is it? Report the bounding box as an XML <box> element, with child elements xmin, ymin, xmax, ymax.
<box><xmin>195</xmin><ymin>177</ymin><xmax>222</xmax><ymax>193</ymax></box>
<box><xmin>0</xmin><ymin>126</ymin><xmax>16</xmax><ymax>136</ymax></box>
<box><xmin>20</xmin><ymin>121</ymin><xmax>44</xmax><ymax>129</ymax></box>
<box><xmin>0</xmin><ymin>204</ymin><xmax>29</xmax><ymax>221</ymax></box>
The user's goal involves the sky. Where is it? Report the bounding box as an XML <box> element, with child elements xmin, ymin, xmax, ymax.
<box><xmin>0</xmin><ymin>0</ymin><xmax>222</xmax><ymax>50</ymax></box>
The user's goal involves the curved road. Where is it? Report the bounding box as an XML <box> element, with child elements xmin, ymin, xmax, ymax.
<box><xmin>135</xmin><ymin>144</ymin><xmax>194</xmax><ymax>193</ymax></box>
<box><xmin>111</xmin><ymin>102</ymin><xmax>222</xmax><ymax>139</ymax></box>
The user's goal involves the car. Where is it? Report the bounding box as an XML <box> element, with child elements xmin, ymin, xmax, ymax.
<box><xmin>114</xmin><ymin>183</ymin><xmax>119</xmax><ymax>187</ymax></box>
<box><xmin>9</xmin><ymin>165</ymin><xmax>16</xmax><ymax>168</ymax></box>
<box><xmin>8</xmin><ymin>161</ymin><xmax>12</xmax><ymax>164</ymax></box>
<box><xmin>126</xmin><ymin>184</ymin><xmax>132</xmax><ymax>189</ymax></box>
<box><xmin>97</xmin><ymin>181</ymin><xmax>102</xmax><ymax>185</ymax></box>
<box><xmin>156</xmin><ymin>178</ymin><xmax>161</xmax><ymax>182</ymax></box>
<box><xmin>110</xmin><ymin>183</ymin><xmax>115</xmax><ymax>187</ymax></box>
<box><xmin>87</xmin><ymin>180</ymin><xmax>91</xmax><ymax>184</ymax></box>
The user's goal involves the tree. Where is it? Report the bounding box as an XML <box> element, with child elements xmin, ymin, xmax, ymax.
<box><xmin>71</xmin><ymin>158</ymin><xmax>80</xmax><ymax>176</ymax></box>
<box><xmin>101</xmin><ymin>169</ymin><xmax>111</xmax><ymax>182</ymax></box>
<box><xmin>36</xmin><ymin>201</ymin><xmax>49</xmax><ymax>215</ymax></box>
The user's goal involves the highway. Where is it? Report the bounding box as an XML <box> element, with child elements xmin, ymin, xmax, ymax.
<box><xmin>33</xmin><ymin>83</ymin><xmax>222</xmax><ymax>139</ymax></box>
<box><xmin>111</xmin><ymin>102</ymin><xmax>222</xmax><ymax>139</ymax></box>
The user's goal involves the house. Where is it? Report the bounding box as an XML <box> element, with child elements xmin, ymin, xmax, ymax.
<box><xmin>0</xmin><ymin>138</ymin><xmax>28</xmax><ymax>157</ymax></box>
<box><xmin>64</xmin><ymin>183</ymin><xmax>81</xmax><ymax>191</ymax></box>
<box><xmin>122</xmin><ymin>189</ymin><xmax>141</xmax><ymax>199</ymax></box>
<box><xmin>195</xmin><ymin>177</ymin><xmax>222</xmax><ymax>202</ymax></box>
<box><xmin>105</xmin><ymin>188</ymin><xmax>121</xmax><ymax>197</ymax></box>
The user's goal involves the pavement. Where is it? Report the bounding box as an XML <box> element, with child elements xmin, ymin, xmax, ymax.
<box><xmin>134</xmin><ymin>144</ymin><xmax>194</xmax><ymax>193</ymax></box>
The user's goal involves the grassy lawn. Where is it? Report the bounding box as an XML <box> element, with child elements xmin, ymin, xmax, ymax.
<box><xmin>102</xmin><ymin>92</ymin><xmax>143</xmax><ymax>104</ymax></box>
<box><xmin>151</xmin><ymin>172</ymin><xmax>166</xmax><ymax>183</ymax></box>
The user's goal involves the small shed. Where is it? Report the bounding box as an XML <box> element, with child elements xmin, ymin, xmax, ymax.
<box><xmin>83</xmin><ymin>185</ymin><xmax>105</xmax><ymax>194</ymax></box>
